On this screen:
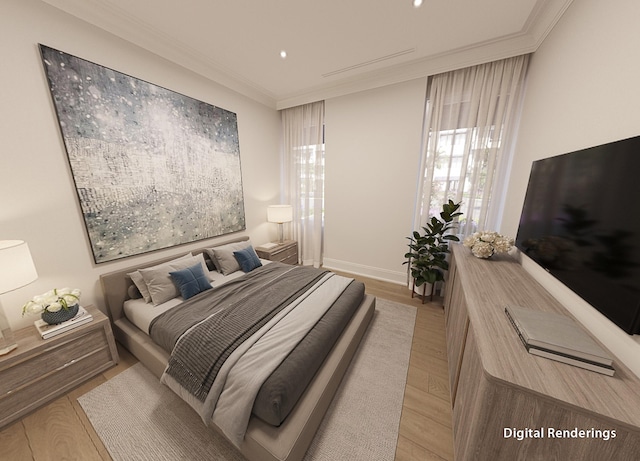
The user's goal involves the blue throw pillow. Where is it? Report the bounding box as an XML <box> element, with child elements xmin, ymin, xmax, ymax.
<box><xmin>169</xmin><ymin>263</ymin><xmax>213</xmax><ymax>300</ymax></box>
<box><xmin>234</xmin><ymin>246</ymin><xmax>262</xmax><ymax>272</ymax></box>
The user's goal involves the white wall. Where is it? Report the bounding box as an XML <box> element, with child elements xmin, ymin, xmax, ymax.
<box><xmin>0</xmin><ymin>0</ymin><xmax>281</xmax><ymax>329</ymax></box>
<box><xmin>501</xmin><ymin>0</ymin><xmax>640</xmax><ymax>376</ymax></box>
<box><xmin>323</xmin><ymin>79</ymin><xmax>427</xmax><ymax>284</ymax></box>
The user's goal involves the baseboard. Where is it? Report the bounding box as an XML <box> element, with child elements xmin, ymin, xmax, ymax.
<box><xmin>322</xmin><ymin>258</ymin><xmax>407</xmax><ymax>285</ymax></box>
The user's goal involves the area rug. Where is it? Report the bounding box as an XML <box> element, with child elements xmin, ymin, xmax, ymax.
<box><xmin>78</xmin><ymin>299</ymin><xmax>416</xmax><ymax>461</ymax></box>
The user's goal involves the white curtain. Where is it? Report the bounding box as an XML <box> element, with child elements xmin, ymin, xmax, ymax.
<box><xmin>414</xmin><ymin>54</ymin><xmax>530</xmax><ymax>238</ymax></box>
<box><xmin>281</xmin><ymin>101</ymin><xmax>325</xmax><ymax>267</ymax></box>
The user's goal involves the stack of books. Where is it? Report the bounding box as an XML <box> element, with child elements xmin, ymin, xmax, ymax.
<box><xmin>34</xmin><ymin>306</ymin><xmax>93</xmax><ymax>339</ymax></box>
<box><xmin>505</xmin><ymin>305</ymin><xmax>614</xmax><ymax>376</ymax></box>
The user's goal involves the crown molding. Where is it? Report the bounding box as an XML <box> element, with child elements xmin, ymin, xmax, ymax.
<box><xmin>41</xmin><ymin>0</ymin><xmax>278</xmax><ymax>108</ymax></box>
<box><xmin>277</xmin><ymin>32</ymin><xmax>537</xmax><ymax>109</ymax></box>
<box><xmin>275</xmin><ymin>0</ymin><xmax>574</xmax><ymax>109</ymax></box>
<box><xmin>42</xmin><ymin>0</ymin><xmax>574</xmax><ymax>111</ymax></box>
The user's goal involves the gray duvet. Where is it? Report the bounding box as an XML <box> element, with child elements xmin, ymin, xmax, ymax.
<box><xmin>149</xmin><ymin>262</ymin><xmax>364</xmax><ymax>426</ymax></box>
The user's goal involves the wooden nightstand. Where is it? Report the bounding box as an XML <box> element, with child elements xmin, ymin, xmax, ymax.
<box><xmin>256</xmin><ymin>240</ymin><xmax>299</xmax><ymax>265</ymax></box>
<box><xmin>0</xmin><ymin>304</ymin><xmax>118</xmax><ymax>429</ymax></box>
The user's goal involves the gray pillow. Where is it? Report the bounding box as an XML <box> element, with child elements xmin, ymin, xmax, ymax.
<box><xmin>127</xmin><ymin>253</ymin><xmax>192</xmax><ymax>303</ymax></box>
<box><xmin>140</xmin><ymin>254</ymin><xmax>209</xmax><ymax>305</ymax></box>
<box><xmin>207</xmin><ymin>241</ymin><xmax>252</xmax><ymax>275</ymax></box>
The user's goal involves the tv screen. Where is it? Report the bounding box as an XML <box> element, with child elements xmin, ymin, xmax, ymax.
<box><xmin>516</xmin><ymin>135</ymin><xmax>640</xmax><ymax>335</ymax></box>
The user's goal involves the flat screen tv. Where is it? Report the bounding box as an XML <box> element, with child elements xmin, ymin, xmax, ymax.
<box><xmin>516</xmin><ymin>135</ymin><xmax>640</xmax><ymax>335</ymax></box>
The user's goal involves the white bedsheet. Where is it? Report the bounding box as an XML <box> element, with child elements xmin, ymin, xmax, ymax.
<box><xmin>123</xmin><ymin>261</ymin><xmax>270</xmax><ymax>334</ymax></box>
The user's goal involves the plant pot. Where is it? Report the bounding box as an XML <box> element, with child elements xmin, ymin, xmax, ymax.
<box><xmin>41</xmin><ymin>304</ymin><xmax>79</xmax><ymax>325</ymax></box>
<box><xmin>413</xmin><ymin>282</ymin><xmax>433</xmax><ymax>297</ymax></box>
<box><xmin>411</xmin><ymin>280</ymin><xmax>437</xmax><ymax>304</ymax></box>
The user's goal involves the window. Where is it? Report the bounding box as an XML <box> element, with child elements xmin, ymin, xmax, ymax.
<box><xmin>415</xmin><ymin>55</ymin><xmax>529</xmax><ymax>237</ymax></box>
<box><xmin>281</xmin><ymin>101</ymin><xmax>325</xmax><ymax>267</ymax></box>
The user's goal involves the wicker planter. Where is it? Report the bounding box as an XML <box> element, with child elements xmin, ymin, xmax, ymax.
<box><xmin>41</xmin><ymin>304</ymin><xmax>79</xmax><ymax>325</ymax></box>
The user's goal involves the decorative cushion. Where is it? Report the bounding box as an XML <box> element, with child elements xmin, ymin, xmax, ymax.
<box><xmin>127</xmin><ymin>271</ymin><xmax>150</xmax><ymax>302</ymax></box>
<box><xmin>169</xmin><ymin>263</ymin><xmax>213</xmax><ymax>300</ymax></box>
<box><xmin>207</xmin><ymin>240</ymin><xmax>252</xmax><ymax>275</ymax></box>
<box><xmin>234</xmin><ymin>246</ymin><xmax>263</xmax><ymax>273</ymax></box>
<box><xmin>127</xmin><ymin>284</ymin><xmax>143</xmax><ymax>299</ymax></box>
<box><xmin>140</xmin><ymin>254</ymin><xmax>209</xmax><ymax>305</ymax></box>
<box><xmin>127</xmin><ymin>253</ymin><xmax>192</xmax><ymax>303</ymax></box>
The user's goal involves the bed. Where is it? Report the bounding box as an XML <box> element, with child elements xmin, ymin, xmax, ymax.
<box><xmin>99</xmin><ymin>236</ymin><xmax>375</xmax><ymax>461</ymax></box>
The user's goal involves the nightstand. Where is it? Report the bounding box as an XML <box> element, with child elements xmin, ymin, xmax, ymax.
<box><xmin>256</xmin><ymin>240</ymin><xmax>299</xmax><ymax>265</ymax></box>
<box><xmin>0</xmin><ymin>304</ymin><xmax>118</xmax><ymax>429</ymax></box>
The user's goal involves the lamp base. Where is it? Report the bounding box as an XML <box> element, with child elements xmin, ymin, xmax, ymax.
<box><xmin>0</xmin><ymin>342</ymin><xmax>17</xmax><ymax>356</ymax></box>
<box><xmin>277</xmin><ymin>223</ymin><xmax>284</xmax><ymax>244</ymax></box>
<box><xmin>0</xmin><ymin>316</ymin><xmax>17</xmax><ymax>356</ymax></box>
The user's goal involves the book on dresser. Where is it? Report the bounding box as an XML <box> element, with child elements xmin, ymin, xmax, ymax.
<box><xmin>34</xmin><ymin>306</ymin><xmax>93</xmax><ymax>339</ymax></box>
<box><xmin>504</xmin><ymin>304</ymin><xmax>615</xmax><ymax>376</ymax></box>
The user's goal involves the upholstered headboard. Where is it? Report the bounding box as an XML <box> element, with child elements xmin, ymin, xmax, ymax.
<box><xmin>99</xmin><ymin>236</ymin><xmax>250</xmax><ymax>324</ymax></box>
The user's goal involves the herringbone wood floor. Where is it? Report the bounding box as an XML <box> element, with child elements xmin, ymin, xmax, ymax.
<box><xmin>0</xmin><ymin>273</ymin><xmax>454</xmax><ymax>461</ymax></box>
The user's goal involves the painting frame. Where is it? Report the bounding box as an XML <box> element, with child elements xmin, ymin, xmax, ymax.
<box><xmin>39</xmin><ymin>44</ymin><xmax>246</xmax><ymax>264</ymax></box>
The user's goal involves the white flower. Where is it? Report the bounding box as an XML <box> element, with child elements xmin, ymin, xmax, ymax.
<box><xmin>63</xmin><ymin>294</ymin><xmax>77</xmax><ymax>304</ymax></box>
<box><xmin>471</xmin><ymin>241</ymin><xmax>494</xmax><ymax>258</ymax></box>
<box><xmin>47</xmin><ymin>302</ymin><xmax>62</xmax><ymax>312</ymax></box>
<box><xmin>32</xmin><ymin>294</ymin><xmax>46</xmax><ymax>305</ymax></box>
<box><xmin>24</xmin><ymin>302</ymin><xmax>44</xmax><ymax>315</ymax></box>
<box><xmin>463</xmin><ymin>233</ymin><xmax>480</xmax><ymax>248</ymax></box>
<box><xmin>464</xmin><ymin>230</ymin><xmax>513</xmax><ymax>259</ymax></box>
<box><xmin>493</xmin><ymin>235</ymin><xmax>514</xmax><ymax>253</ymax></box>
<box><xmin>480</xmin><ymin>232</ymin><xmax>497</xmax><ymax>243</ymax></box>
<box><xmin>21</xmin><ymin>287</ymin><xmax>82</xmax><ymax>316</ymax></box>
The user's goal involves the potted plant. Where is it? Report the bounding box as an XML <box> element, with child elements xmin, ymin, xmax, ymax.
<box><xmin>22</xmin><ymin>287</ymin><xmax>82</xmax><ymax>325</ymax></box>
<box><xmin>404</xmin><ymin>200</ymin><xmax>462</xmax><ymax>302</ymax></box>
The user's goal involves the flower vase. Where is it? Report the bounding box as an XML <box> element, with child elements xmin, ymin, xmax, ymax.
<box><xmin>41</xmin><ymin>304</ymin><xmax>79</xmax><ymax>325</ymax></box>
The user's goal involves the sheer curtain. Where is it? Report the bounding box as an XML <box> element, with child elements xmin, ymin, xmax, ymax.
<box><xmin>414</xmin><ymin>54</ymin><xmax>530</xmax><ymax>238</ymax></box>
<box><xmin>281</xmin><ymin>101</ymin><xmax>325</xmax><ymax>267</ymax></box>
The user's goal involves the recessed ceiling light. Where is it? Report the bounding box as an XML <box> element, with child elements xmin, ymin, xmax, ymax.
<box><xmin>280</xmin><ymin>50</ymin><xmax>287</xmax><ymax>59</ymax></box>
<box><xmin>413</xmin><ymin>0</ymin><xmax>423</xmax><ymax>7</ymax></box>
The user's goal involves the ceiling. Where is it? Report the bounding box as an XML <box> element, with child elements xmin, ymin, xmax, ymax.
<box><xmin>42</xmin><ymin>0</ymin><xmax>573</xmax><ymax>109</ymax></box>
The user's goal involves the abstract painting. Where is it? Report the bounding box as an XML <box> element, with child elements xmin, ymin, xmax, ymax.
<box><xmin>39</xmin><ymin>45</ymin><xmax>246</xmax><ymax>263</ymax></box>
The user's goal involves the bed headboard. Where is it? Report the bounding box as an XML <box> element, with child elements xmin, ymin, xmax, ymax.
<box><xmin>100</xmin><ymin>236</ymin><xmax>250</xmax><ymax>324</ymax></box>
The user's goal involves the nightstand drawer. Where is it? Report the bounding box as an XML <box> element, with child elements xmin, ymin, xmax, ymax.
<box><xmin>0</xmin><ymin>328</ymin><xmax>107</xmax><ymax>396</ymax></box>
<box><xmin>271</xmin><ymin>245</ymin><xmax>298</xmax><ymax>263</ymax></box>
<box><xmin>256</xmin><ymin>241</ymin><xmax>298</xmax><ymax>265</ymax></box>
<box><xmin>0</xmin><ymin>347</ymin><xmax>113</xmax><ymax>427</ymax></box>
<box><xmin>0</xmin><ymin>305</ymin><xmax>118</xmax><ymax>429</ymax></box>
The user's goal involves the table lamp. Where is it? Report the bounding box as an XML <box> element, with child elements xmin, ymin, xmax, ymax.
<box><xmin>267</xmin><ymin>205</ymin><xmax>293</xmax><ymax>244</ymax></box>
<box><xmin>0</xmin><ymin>240</ymin><xmax>38</xmax><ymax>355</ymax></box>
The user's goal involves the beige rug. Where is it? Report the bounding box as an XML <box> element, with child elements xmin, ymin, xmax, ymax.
<box><xmin>79</xmin><ymin>299</ymin><xmax>416</xmax><ymax>461</ymax></box>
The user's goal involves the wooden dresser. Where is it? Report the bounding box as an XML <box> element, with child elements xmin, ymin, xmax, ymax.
<box><xmin>0</xmin><ymin>305</ymin><xmax>118</xmax><ymax>428</ymax></box>
<box><xmin>443</xmin><ymin>244</ymin><xmax>640</xmax><ymax>460</ymax></box>
<box><xmin>255</xmin><ymin>240</ymin><xmax>298</xmax><ymax>265</ymax></box>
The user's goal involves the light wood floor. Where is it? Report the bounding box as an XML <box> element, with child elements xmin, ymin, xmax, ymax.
<box><xmin>0</xmin><ymin>274</ymin><xmax>454</xmax><ymax>461</ymax></box>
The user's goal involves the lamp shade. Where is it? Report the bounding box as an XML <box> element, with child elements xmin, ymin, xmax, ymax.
<box><xmin>0</xmin><ymin>240</ymin><xmax>38</xmax><ymax>294</ymax></box>
<box><xmin>267</xmin><ymin>205</ymin><xmax>293</xmax><ymax>224</ymax></box>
